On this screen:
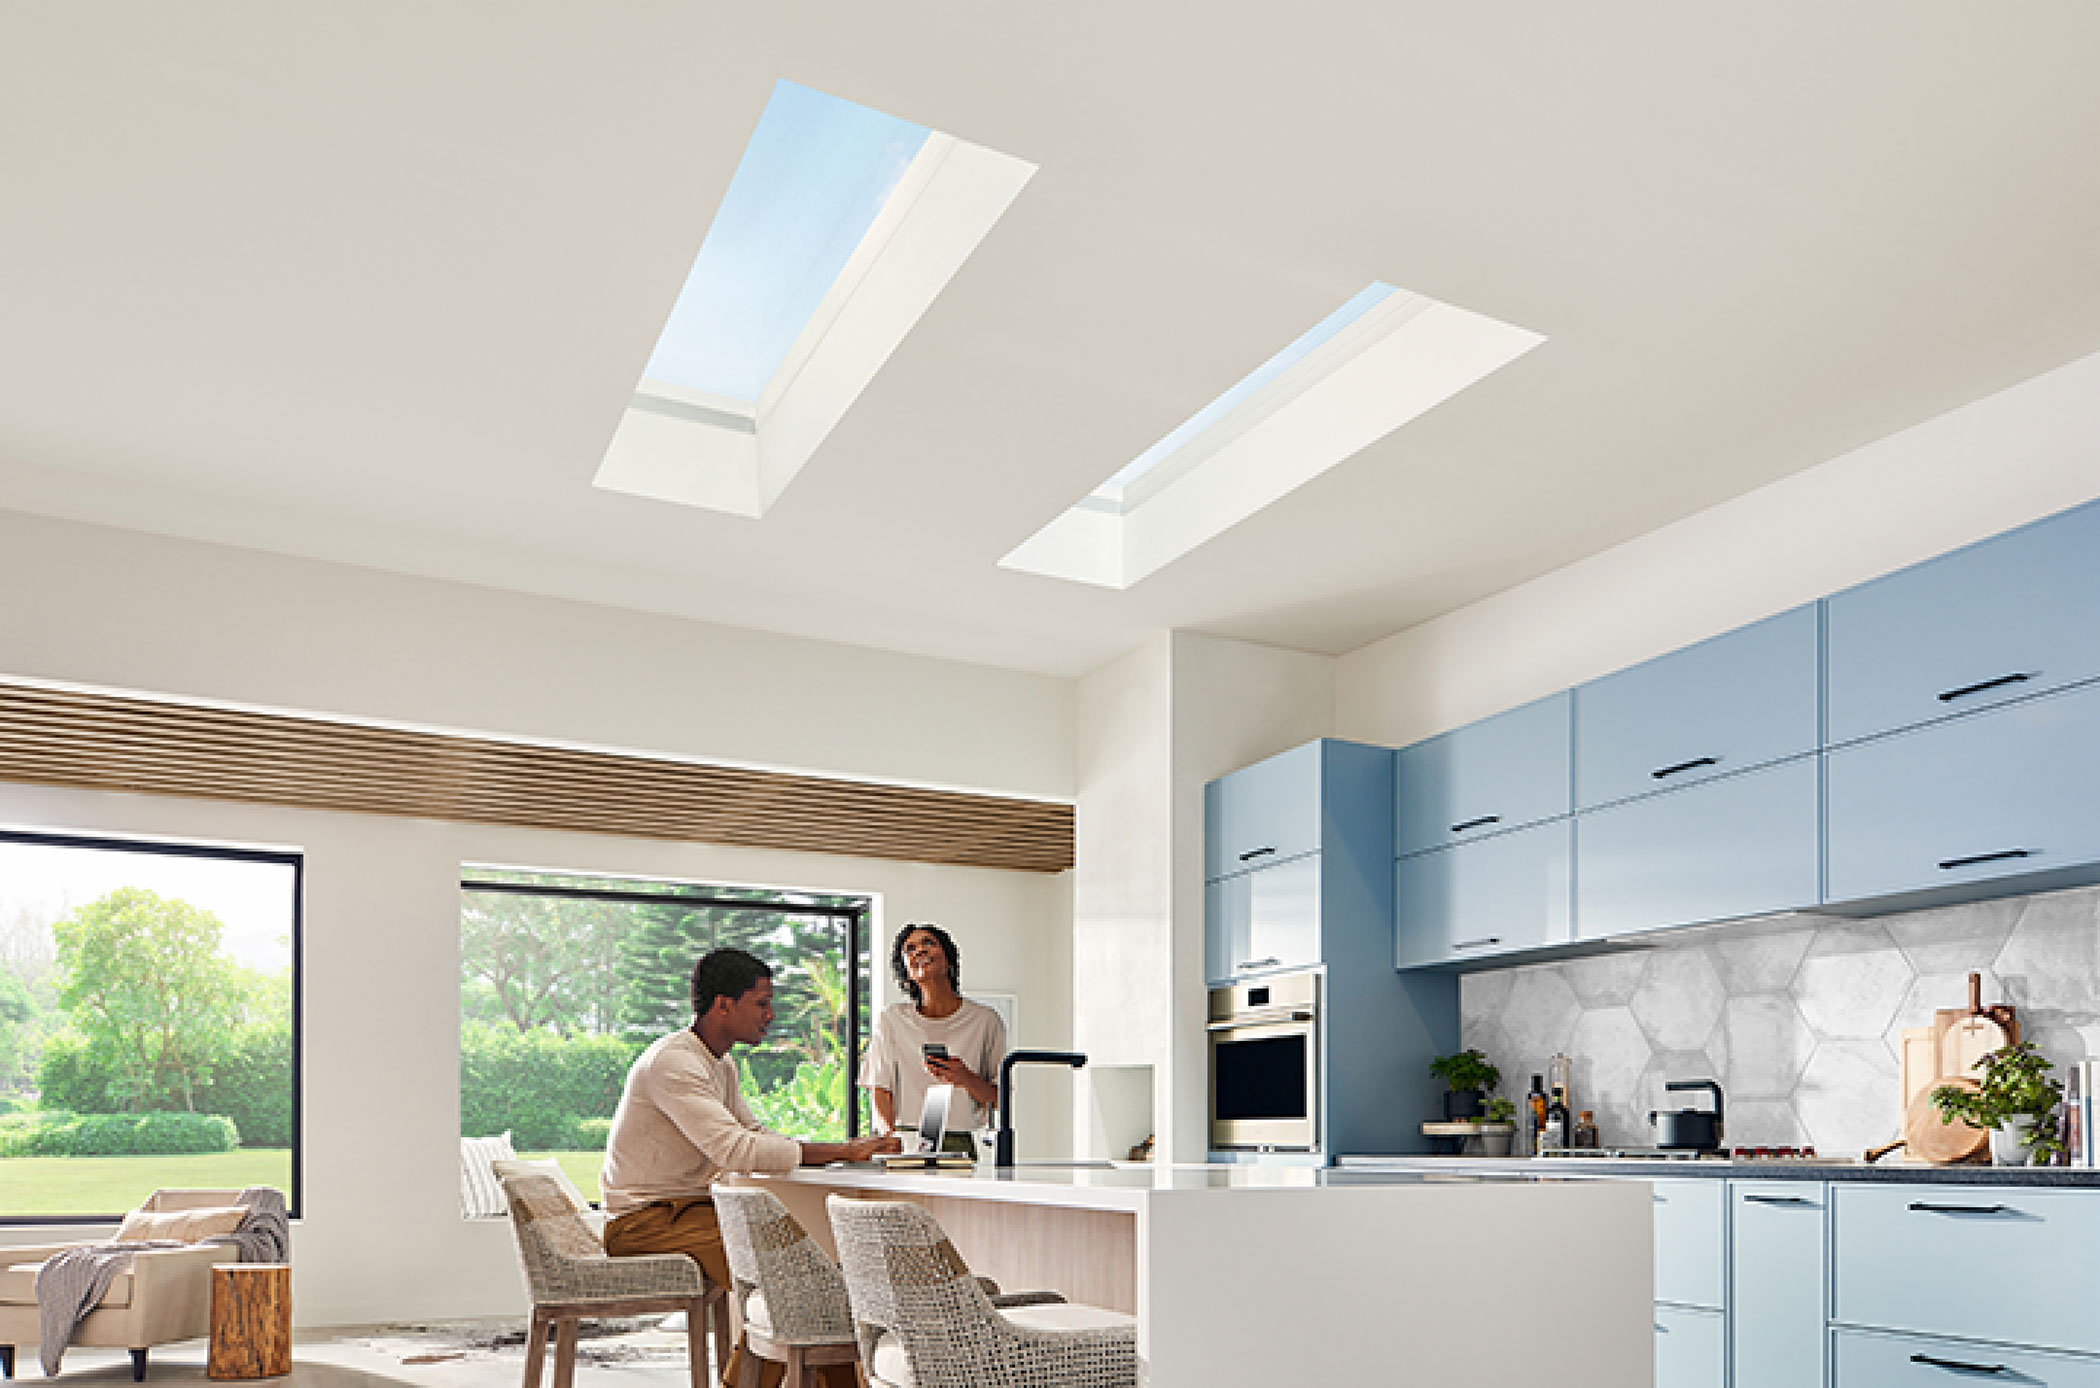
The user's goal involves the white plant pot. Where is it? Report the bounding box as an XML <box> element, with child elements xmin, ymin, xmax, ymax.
<box><xmin>1989</xmin><ymin>1119</ymin><xmax>2033</xmax><ymax>1167</ymax></box>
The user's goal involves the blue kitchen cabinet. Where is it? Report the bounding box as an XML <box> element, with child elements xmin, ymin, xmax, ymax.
<box><xmin>1733</xmin><ymin>1181</ymin><xmax>1827</xmax><ymax>1388</ymax></box>
<box><xmin>1204</xmin><ymin>741</ymin><xmax>1323</xmax><ymax>881</ymax></box>
<box><xmin>1656</xmin><ymin>1306</ymin><xmax>1727</xmax><ymax>1388</ymax></box>
<box><xmin>1826</xmin><ymin>679</ymin><xmax>2100</xmax><ymax>906</ymax></box>
<box><xmin>1653</xmin><ymin>1178</ymin><xmax>1726</xmax><ymax>1310</ymax></box>
<box><xmin>1205</xmin><ymin>852</ymin><xmax>1320</xmax><ymax>982</ymax></box>
<box><xmin>1576</xmin><ymin>756</ymin><xmax>1821</xmax><ymax>939</ymax></box>
<box><xmin>1393</xmin><ymin>691</ymin><xmax>1571</xmax><ymax>857</ymax></box>
<box><xmin>1826</xmin><ymin>497</ymin><xmax>2100</xmax><ymax>747</ymax></box>
<box><xmin>1576</xmin><ymin>604</ymin><xmax>1820</xmax><ymax>811</ymax></box>
<box><xmin>1835</xmin><ymin>1330</ymin><xmax>2100</xmax><ymax>1388</ymax></box>
<box><xmin>1393</xmin><ymin>818</ymin><xmax>1572</xmax><ymax>968</ymax></box>
<box><xmin>1833</xmin><ymin>1184</ymin><xmax>2100</xmax><ymax>1359</ymax></box>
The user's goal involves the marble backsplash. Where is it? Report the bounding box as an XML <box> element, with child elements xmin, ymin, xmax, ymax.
<box><xmin>1459</xmin><ymin>882</ymin><xmax>2100</xmax><ymax>1157</ymax></box>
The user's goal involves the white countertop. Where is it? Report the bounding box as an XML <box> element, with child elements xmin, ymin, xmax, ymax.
<box><xmin>747</xmin><ymin>1159</ymin><xmax>1542</xmax><ymax>1212</ymax></box>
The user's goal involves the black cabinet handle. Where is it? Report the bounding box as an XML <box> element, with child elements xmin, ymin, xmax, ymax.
<box><xmin>1744</xmin><ymin>1194</ymin><xmax>1814</xmax><ymax>1206</ymax></box>
<box><xmin>1938</xmin><ymin>850</ymin><xmax>2032</xmax><ymax>871</ymax></box>
<box><xmin>1939</xmin><ymin>672</ymin><xmax>2032</xmax><ymax>704</ymax></box>
<box><xmin>1452</xmin><ymin>936</ymin><xmax>1502</xmax><ymax>951</ymax></box>
<box><xmin>1909</xmin><ymin>1351</ymin><xmax>2010</xmax><ymax>1375</ymax></box>
<box><xmin>1652</xmin><ymin>756</ymin><xmax>1719</xmax><ymax>780</ymax></box>
<box><xmin>1238</xmin><ymin>845</ymin><xmax>1277</xmax><ymax>862</ymax></box>
<box><xmin>1909</xmin><ymin>1201</ymin><xmax>2010</xmax><ymax>1216</ymax></box>
<box><xmin>1450</xmin><ymin>815</ymin><xmax>1501</xmax><ymax>834</ymax></box>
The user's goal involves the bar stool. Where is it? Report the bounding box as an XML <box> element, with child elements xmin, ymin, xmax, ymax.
<box><xmin>712</xmin><ymin>1188</ymin><xmax>861</xmax><ymax>1388</ymax></box>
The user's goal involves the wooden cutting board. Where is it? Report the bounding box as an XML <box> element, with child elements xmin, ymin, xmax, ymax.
<box><xmin>1904</xmin><ymin>1078</ymin><xmax>1988</xmax><ymax>1165</ymax></box>
<box><xmin>1900</xmin><ymin>1027</ymin><xmax>1939</xmax><ymax>1108</ymax></box>
<box><xmin>1939</xmin><ymin>972</ymin><xmax>2017</xmax><ymax>1078</ymax></box>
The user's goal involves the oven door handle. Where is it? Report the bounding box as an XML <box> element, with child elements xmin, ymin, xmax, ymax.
<box><xmin>1207</xmin><ymin>1009</ymin><xmax>1315</xmax><ymax>1031</ymax></box>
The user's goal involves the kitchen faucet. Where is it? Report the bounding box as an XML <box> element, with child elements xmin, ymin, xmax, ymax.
<box><xmin>994</xmin><ymin>1049</ymin><xmax>1088</xmax><ymax>1167</ymax></box>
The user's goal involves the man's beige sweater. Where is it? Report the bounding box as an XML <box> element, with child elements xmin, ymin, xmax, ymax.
<box><xmin>599</xmin><ymin>1029</ymin><xmax>800</xmax><ymax>1215</ymax></box>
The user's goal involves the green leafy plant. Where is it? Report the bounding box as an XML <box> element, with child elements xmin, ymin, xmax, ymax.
<box><xmin>1429</xmin><ymin>1049</ymin><xmax>1501</xmax><ymax>1096</ymax></box>
<box><xmin>1484</xmin><ymin>1096</ymin><xmax>1517</xmax><ymax>1125</ymax></box>
<box><xmin>1932</xmin><ymin>1042</ymin><xmax>2063</xmax><ymax>1162</ymax></box>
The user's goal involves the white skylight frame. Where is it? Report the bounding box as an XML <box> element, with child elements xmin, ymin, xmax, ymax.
<box><xmin>1000</xmin><ymin>286</ymin><xmax>1545</xmax><ymax>589</ymax></box>
<box><xmin>594</xmin><ymin>88</ymin><xmax>1035</xmax><ymax>519</ymax></box>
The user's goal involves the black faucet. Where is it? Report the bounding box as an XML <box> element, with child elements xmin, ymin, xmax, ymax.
<box><xmin>994</xmin><ymin>1049</ymin><xmax>1087</xmax><ymax>1167</ymax></box>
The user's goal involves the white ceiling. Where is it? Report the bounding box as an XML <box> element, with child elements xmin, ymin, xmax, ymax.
<box><xmin>5</xmin><ymin>4</ymin><xmax>2100</xmax><ymax>678</ymax></box>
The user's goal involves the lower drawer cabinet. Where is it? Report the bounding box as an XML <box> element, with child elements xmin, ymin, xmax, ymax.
<box><xmin>1834</xmin><ymin>1185</ymin><xmax>2100</xmax><ymax>1355</ymax></box>
<box><xmin>1656</xmin><ymin>1305</ymin><xmax>1726</xmax><ymax>1388</ymax></box>
<box><xmin>1836</xmin><ymin>1330</ymin><xmax>2100</xmax><ymax>1388</ymax></box>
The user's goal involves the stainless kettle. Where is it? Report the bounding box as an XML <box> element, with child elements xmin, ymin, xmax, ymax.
<box><xmin>1649</xmin><ymin>1079</ymin><xmax>1725</xmax><ymax>1150</ymax></box>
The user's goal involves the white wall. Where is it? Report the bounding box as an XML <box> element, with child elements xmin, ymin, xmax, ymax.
<box><xmin>0</xmin><ymin>779</ymin><xmax>1071</xmax><ymax>1327</ymax></box>
<box><xmin>1336</xmin><ymin>346</ymin><xmax>2100</xmax><ymax>746</ymax></box>
<box><xmin>0</xmin><ymin>509</ymin><xmax>1074</xmax><ymax>800</ymax></box>
<box><xmin>1070</xmin><ymin>632</ymin><xmax>1334</xmax><ymax>1164</ymax></box>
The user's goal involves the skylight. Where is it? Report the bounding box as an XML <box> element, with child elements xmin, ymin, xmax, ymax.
<box><xmin>642</xmin><ymin>83</ymin><xmax>930</xmax><ymax>405</ymax></box>
<box><xmin>1002</xmin><ymin>284</ymin><xmax>1545</xmax><ymax>589</ymax></box>
<box><xmin>594</xmin><ymin>82</ymin><xmax>1035</xmax><ymax>518</ymax></box>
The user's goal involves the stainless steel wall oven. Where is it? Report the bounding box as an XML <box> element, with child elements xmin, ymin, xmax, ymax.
<box><xmin>1208</xmin><ymin>970</ymin><xmax>1319</xmax><ymax>1151</ymax></box>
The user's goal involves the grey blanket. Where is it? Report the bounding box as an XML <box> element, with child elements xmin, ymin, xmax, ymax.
<box><xmin>34</xmin><ymin>1186</ymin><xmax>290</xmax><ymax>1377</ymax></box>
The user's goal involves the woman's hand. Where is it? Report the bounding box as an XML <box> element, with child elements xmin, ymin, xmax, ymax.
<box><xmin>926</xmin><ymin>1055</ymin><xmax>998</xmax><ymax>1107</ymax></box>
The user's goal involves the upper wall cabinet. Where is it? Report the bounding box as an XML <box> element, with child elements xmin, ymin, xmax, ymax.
<box><xmin>1826</xmin><ymin>499</ymin><xmax>2100</xmax><ymax>746</ymax></box>
<box><xmin>1394</xmin><ymin>692</ymin><xmax>1571</xmax><ymax>857</ymax></box>
<box><xmin>1826</xmin><ymin>678</ymin><xmax>2100</xmax><ymax>905</ymax></box>
<box><xmin>1205</xmin><ymin>741</ymin><xmax>1322</xmax><ymax>880</ymax></box>
<box><xmin>1393</xmin><ymin>818</ymin><xmax>1573</xmax><ymax>968</ymax></box>
<box><xmin>1574</xmin><ymin>605</ymin><xmax>1820</xmax><ymax>811</ymax></box>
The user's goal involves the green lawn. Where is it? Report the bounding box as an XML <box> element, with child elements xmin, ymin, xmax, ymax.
<box><xmin>0</xmin><ymin>1150</ymin><xmax>294</xmax><ymax>1217</ymax></box>
<box><xmin>524</xmin><ymin>1150</ymin><xmax>606</xmax><ymax>1204</ymax></box>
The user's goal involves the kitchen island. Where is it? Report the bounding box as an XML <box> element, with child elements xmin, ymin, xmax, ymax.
<box><xmin>736</xmin><ymin>1162</ymin><xmax>1650</xmax><ymax>1387</ymax></box>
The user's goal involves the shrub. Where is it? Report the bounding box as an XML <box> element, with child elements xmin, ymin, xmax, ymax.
<box><xmin>562</xmin><ymin>1116</ymin><xmax>614</xmax><ymax>1151</ymax></box>
<box><xmin>740</xmin><ymin>1057</ymin><xmax>849</xmax><ymax>1143</ymax></box>
<box><xmin>460</xmin><ymin>1024</ymin><xmax>642</xmax><ymax>1151</ymax></box>
<box><xmin>0</xmin><ymin>1109</ymin><xmax>238</xmax><ymax>1157</ymax></box>
<box><xmin>35</xmin><ymin>1034</ymin><xmax>115</xmax><ymax>1114</ymax></box>
<box><xmin>194</xmin><ymin>1025</ymin><xmax>293</xmax><ymax>1148</ymax></box>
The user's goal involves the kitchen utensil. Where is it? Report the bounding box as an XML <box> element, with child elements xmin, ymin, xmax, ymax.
<box><xmin>1648</xmin><ymin>1078</ymin><xmax>1725</xmax><ymax>1150</ymax></box>
<box><xmin>1899</xmin><ymin>1027</ymin><xmax>1939</xmax><ymax>1108</ymax></box>
<box><xmin>1941</xmin><ymin>972</ymin><xmax>2012</xmax><ymax>1079</ymax></box>
<box><xmin>1907</xmin><ymin>1076</ymin><xmax>1988</xmax><ymax>1165</ymax></box>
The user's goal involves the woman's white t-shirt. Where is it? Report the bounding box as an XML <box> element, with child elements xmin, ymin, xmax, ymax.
<box><xmin>858</xmin><ymin>998</ymin><xmax>1007</xmax><ymax>1133</ymax></box>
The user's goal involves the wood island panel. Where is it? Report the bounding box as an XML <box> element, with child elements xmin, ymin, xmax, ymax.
<box><xmin>750</xmin><ymin>1180</ymin><xmax>1138</xmax><ymax>1315</ymax></box>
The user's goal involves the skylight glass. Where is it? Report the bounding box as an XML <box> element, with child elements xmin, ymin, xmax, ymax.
<box><xmin>642</xmin><ymin>81</ymin><xmax>931</xmax><ymax>404</ymax></box>
<box><xmin>1092</xmin><ymin>283</ymin><xmax>1399</xmax><ymax>506</ymax></box>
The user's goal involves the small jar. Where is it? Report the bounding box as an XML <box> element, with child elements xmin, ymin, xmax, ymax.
<box><xmin>1573</xmin><ymin>1110</ymin><xmax>1599</xmax><ymax>1149</ymax></box>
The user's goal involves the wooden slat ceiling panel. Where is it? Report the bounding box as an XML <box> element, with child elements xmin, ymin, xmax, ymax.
<box><xmin>0</xmin><ymin>683</ymin><xmax>1074</xmax><ymax>873</ymax></box>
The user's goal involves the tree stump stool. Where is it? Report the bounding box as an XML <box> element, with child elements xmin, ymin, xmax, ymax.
<box><xmin>207</xmin><ymin>1264</ymin><xmax>292</xmax><ymax>1380</ymax></box>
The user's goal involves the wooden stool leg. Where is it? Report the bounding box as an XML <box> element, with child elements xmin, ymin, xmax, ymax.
<box><xmin>551</xmin><ymin>1319</ymin><xmax>579</xmax><ymax>1388</ymax></box>
<box><xmin>707</xmin><ymin>1289</ymin><xmax>730</xmax><ymax>1388</ymax></box>
<box><xmin>782</xmin><ymin>1346</ymin><xmax>804</xmax><ymax>1388</ymax></box>
<box><xmin>522</xmin><ymin>1312</ymin><xmax>550</xmax><ymax>1388</ymax></box>
<box><xmin>685</xmin><ymin>1297</ymin><xmax>708</xmax><ymax>1388</ymax></box>
<box><xmin>129</xmin><ymin>1349</ymin><xmax>148</xmax><ymax>1382</ymax></box>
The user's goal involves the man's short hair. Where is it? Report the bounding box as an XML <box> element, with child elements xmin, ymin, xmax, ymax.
<box><xmin>691</xmin><ymin>948</ymin><xmax>773</xmax><ymax>1017</ymax></box>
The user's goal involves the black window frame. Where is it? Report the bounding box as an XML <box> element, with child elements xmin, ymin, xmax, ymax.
<box><xmin>457</xmin><ymin>873</ymin><xmax>871</xmax><ymax>1138</ymax></box>
<box><xmin>0</xmin><ymin>827</ymin><xmax>303</xmax><ymax>1225</ymax></box>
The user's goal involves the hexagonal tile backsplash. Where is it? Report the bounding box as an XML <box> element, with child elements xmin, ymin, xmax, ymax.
<box><xmin>1458</xmin><ymin>882</ymin><xmax>2100</xmax><ymax>1155</ymax></box>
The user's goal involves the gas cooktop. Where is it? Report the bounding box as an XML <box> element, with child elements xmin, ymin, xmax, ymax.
<box><xmin>1537</xmin><ymin>1146</ymin><xmax>1830</xmax><ymax>1162</ymax></box>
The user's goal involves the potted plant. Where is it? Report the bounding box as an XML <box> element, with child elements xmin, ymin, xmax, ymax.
<box><xmin>1931</xmin><ymin>1042</ymin><xmax>2065</xmax><ymax>1166</ymax></box>
<box><xmin>1430</xmin><ymin>1049</ymin><xmax>1501</xmax><ymax>1121</ymax></box>
<box><xmin>1479</xmin><ymin>1097</ymin><xmax>1518</xmax><ymax>1157</ymax></box>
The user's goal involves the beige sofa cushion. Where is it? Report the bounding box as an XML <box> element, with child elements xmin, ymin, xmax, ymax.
<box><xmin>0</xmin><ymin>1262</ymin><xmax>132</xmax><ymax>1308</ymax></box>
<box><xmin>117</xmin><ymin>1205</ymin><xmax>248</xmax><ymax>1243</ymax></box>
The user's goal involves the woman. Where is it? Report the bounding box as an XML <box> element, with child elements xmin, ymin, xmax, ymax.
<box><xmin>859</xmin><ymin>923</ymin><xmax>1006</xmax><ymax>1147</ymax></box>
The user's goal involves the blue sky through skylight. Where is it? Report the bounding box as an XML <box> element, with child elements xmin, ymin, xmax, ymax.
<box><xmin>1094</xmin><ymin>283</ymin><xmax>1398</xmax><ymax>503</ymax></box>
<box><xmin>642</xmin><ymin>81</ymin><xmax>931</xmax><ymax>404</ymax></box>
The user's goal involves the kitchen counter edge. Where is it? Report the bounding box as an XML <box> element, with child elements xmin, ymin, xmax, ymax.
<box><xmin>1340</xmin><ymin>1155</ymin><xmax>2100</xmax><ymax>1186</ymax></box>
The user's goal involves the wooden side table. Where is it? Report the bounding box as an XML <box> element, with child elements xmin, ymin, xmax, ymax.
<box><xmin>208</xmin><ymin>1264</ymin><xmax>292</xmax><ymax>1380</ymax></box>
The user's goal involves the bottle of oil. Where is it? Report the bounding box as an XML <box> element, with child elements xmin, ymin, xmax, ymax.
<box><xmin>1543</xmin><ymin>1087</ymin><xmax>1569</xmax><ymax>1151</ymax></box>
<box><xmin>1527</xmin><ymin>1074</ymin><xmax>1548</xmax><ymax>1154</ymax></box>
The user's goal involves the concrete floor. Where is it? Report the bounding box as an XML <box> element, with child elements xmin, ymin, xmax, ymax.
<box><xmin>34</xmin><ymin>1319</ymin><xmax>706</xmax><ymax>1388</ymax></box>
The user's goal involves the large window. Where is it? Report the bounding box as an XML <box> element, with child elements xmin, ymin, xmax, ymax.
<box><xmin>0</xmin><ymin>831</ymin><xmax>300</xmax><ymax>1222</ymax></box>
<box><xmin>458</xmin><ymin>868</ymin><xmax>870</xmax><ymax>1202</ymax></box>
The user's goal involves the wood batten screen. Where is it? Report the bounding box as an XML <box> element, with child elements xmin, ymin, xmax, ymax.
<box><xmin>0</xmin><ymin>682</ymin><xmax>1074</xmax><ymax>873</ymax></box>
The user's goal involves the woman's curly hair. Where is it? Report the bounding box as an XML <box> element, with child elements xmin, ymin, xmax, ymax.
<box><xmin>890</xmin><ymin>922</ymin><xmax>961</xmax><ymax>1004</ymax></box>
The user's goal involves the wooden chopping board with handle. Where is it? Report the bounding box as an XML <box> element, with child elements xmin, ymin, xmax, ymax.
<box><xmin>1940</xmin><ymin>972</ymin><xmax>2016</xmax><ymax>1079</ymax></box>
<box><xmin>1905</xmin><ymin>1076</ymin><xmax>1989</xmax><ymax>1165</ymax></box>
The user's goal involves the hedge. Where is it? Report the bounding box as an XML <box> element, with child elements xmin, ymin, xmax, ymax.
<box><xmin>37</xmin><ymin>1027</ymin><xmax>293</xmax><ymax>1148</ymax></box>
<box><xmin>0</xmin><ymin>1109</ymin><xmax>239</xmax><ymax>1157</ymax></box>
<box><xmin>460</xmin><ymin>1024</ymin><xmax>641</xmax><ymax>1151</ymax></box>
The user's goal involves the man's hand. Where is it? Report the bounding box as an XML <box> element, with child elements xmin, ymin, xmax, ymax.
<box><xmin>800</xmin><ymin>1133</ymin><xmax>903</xmax><ymax>1165</ymax></box>
<box><xmin>847</xmin><ymin>1133</ymin><xmax>903</xmax><ymax>1161</ymax></box>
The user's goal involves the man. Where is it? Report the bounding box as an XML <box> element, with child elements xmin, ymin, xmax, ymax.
<box><xmin>602</xmin><ymin>947</ymin><xmax>898</xmax><ymax>1388</ymax></box>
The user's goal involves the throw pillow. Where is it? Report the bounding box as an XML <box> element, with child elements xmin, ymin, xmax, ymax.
<box><xmin>117</xmin><ymin>1205</ymin><xmax>249</xmax><ymax>1243</ymax></box>
<box><xmin>459</xmin><ymin>1131</ymin><xmax>516</xmax><ymax>1218</ymax></box>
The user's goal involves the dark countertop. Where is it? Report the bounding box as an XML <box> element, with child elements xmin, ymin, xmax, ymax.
<box><xmin>1338</xmin><ymin>1155</ymin><xmax>2100</xmax><ymax>1187</ymax></box>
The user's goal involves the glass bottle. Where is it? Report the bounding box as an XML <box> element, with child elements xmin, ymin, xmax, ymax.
<box><xmin>1574</xmin><ymin>1109</ymin><xmax>1599</xmax><ymax>1149</ymax></box>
